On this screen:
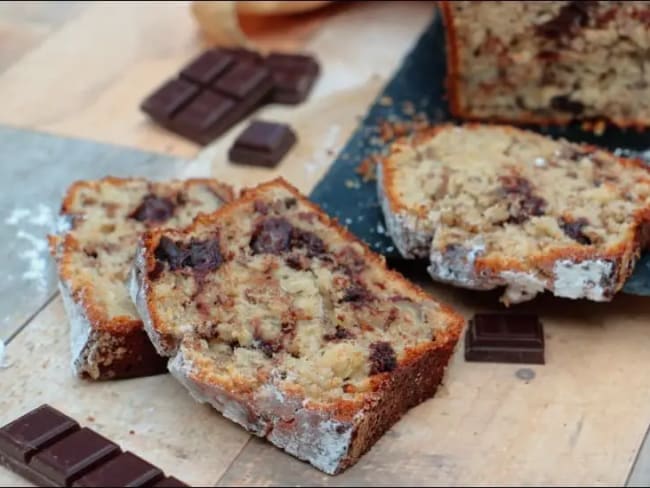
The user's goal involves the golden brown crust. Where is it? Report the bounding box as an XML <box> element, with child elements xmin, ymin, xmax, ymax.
<box><xmin>342</xmin><ymin>335</ymin><xmax>459</xmax><ymax>472</ymax></box>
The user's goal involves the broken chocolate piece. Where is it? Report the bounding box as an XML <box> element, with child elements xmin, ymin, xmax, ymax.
<box><xmin>130</xmin><ymin>195</ymin><xmax>175</xmax><ymax>223</ymax></box>
<box><xmin>266</xmin><ymin>52</ymin><xmax>320</xmax><ymax>104</ymax></box>
<box><xmin>465</xmin><ymin>314</ymin><xmax>545</xmax><ymax>364</ymax></box>
<box><xmin>560</xmin><ymin>217</ymin><xmax>592</xmax><ymax>245</ymax></box>
<box><xmin>369</xmin><ymin>341</ymin><xmax>397</xmax><ymax>375</ymax></box>
<box><xmin>251</xmin><ymin>217</ymin><xmax>294</xmax><ymax>255</ymax></box>
<box><xmin>228</xmin><ymin>120</ymin><xmax>297</xmax><ymax>168</ymax></box>
<box><xmin>0</xmin><ymin>405</ymin><xmax>188</xmax><ymax>487</ymax></box>
<box><xmin>155</xmin><ymin>236</ymin><xmax>223</xmax><ymax>272</ymax></box>
<box><xmin>499</xmin><ymin>175</ymin><xmax>547</xmax><ymax>223</ymax></box>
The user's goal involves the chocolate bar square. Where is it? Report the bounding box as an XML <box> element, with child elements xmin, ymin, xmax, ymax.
<box><xmin>180</xmin><ymin>50</ymin><xmax>234</xmax><ymax>86</ymax></box>
<box><xmin>229</xmin><ymin>120</ymin><xmax>297</xmax><ymax>168</ymax></box>
<box><xmin>465</xmin><ymin>313</ymin><xmax>545</xmax><ymax>364</ymax></box>
<box><xmin>29</xmin><ymin>428</ymin><xmax>121</xmax><ymax>485</ymax></box>
<box><xmin>0</xmin><ymin>405</ymin><xmax>79</xmax><ymax>463</ymax></box>
<box><xmin>73</xmin><ymin>451</ymin><xmax>164</xmax><ymax>487</ymax></box>
<box><xmin>266</xmin><ymin>52</ymin><xmax>320</xmax><ymax>104</ymax></box>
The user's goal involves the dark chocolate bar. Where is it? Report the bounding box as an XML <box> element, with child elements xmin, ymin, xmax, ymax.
<box><xmin>141</xmin><ymin>49</ymin><xmax>273</xmax><ymax>145</ymax></box>
<box><xmin>0</xmin><ymin>405</ymin><xmax>189</xmax><ymax>487</ymax></box>
<box><xmin>266</xmin><ymin>52</ymin><xmax>320</xmax><ymax>104</ymax></box>
<box><xmin>465</xmin><ymin>313</ymin><xmax>545</xmax><ymax>364</ymax></box>
<box><xmin>228</xmin><ymin>120</ymin><xmax>297</xmax><ymax>167</ymax></box>
<box><xmin>141</xmin><ymin>48</ymin><xmax>319</xmax><ymax>145</ymax></box>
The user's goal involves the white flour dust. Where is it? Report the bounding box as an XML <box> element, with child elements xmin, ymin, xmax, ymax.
<box><xmin>5</xmin><ymin>204</ymin><xmax>55</xmax><ymax>289</ymax></box>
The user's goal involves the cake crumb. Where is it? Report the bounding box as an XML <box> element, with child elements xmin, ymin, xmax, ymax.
<box><xmin>344</xmin><ymin>179</ymin><xmax>361</xmax><ymax>189</ymax></box>
<box><xmin>402</xmin><ymin>101</ymin><xmax>416</xmax><ymax>116</ymax></box>
<box><xmin>87</xmin><ymin>416</ymin><xmax>95</xmax><ymax>422</ymax></box>
<box><xmin>356</xmin><ymin>155</ymin><xmax>382</xmax><ymax>182</ymax></box>
<box><xmin>129</xmin><ymin>429</ymin><xmax>135</xmax><ymax>435</ymax></box>
<box><xmin>379</xmin><ymin>96</ymin><xmax>393</xmax><ymax>106</ymax></box>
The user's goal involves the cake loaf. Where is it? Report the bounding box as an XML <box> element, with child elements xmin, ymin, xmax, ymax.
<box><xmin>129</xmin><ymin>178</ymin><xmax>463</xmax><ymax>474</ymax></box>
<box><xmin>49</xmin><ymin>177</ymin><xmax>233</xmax><ymax>380</ymax></box>
<box><xmin>379</xmin><ymin>124</ymin><xmax>650</xmax><ymax>304</ymax></box>
<box><xmin>440</xmin><ymin>1</ymin><xmax>650</xmax><ymax>128</ymax></box>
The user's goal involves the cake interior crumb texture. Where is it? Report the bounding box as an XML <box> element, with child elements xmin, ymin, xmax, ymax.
<box><xmin>380</xmin><ymin>124</ymin><xmax>650</xmax><ymax>304</ymax></box>
<box><xmin>49</xmin><ymin>177</ymin><xmax>232</xmax><ymax>379</ymax></box>
<box><xmin>131</xmin><ymin>178</ymin><xmax>463</xmax><ymax>474</ymax></box>
<box><xmin>442</xmin><ymin>1</ymin><xmax>650</xmax><ymax>127</ymax></box>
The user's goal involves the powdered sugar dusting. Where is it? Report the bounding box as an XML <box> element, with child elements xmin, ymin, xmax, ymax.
<box><xmin>16</xmin><ymin>231</ymin><xmax>49</xmax><ymax>289</ymax></box>
<box><xmin>6</xmin><ymin>204</ymin><xmax>54</xmax><ymax>227</ymax></box>
<box><xmin>0</xmin><ymin>339</ymin><xmax>7</xmax><ymax>369</ymax></box>
<box><xmin>4</xmin><ymin>205</ymin><xmax>55</xmax><ymax>290</ymax></box>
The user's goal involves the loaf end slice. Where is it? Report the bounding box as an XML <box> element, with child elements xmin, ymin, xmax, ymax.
<box><xmin>380</xmin><ymin>124</ymin><xmax>650</xmax><ymax>304</ymax></box>
<box><xmin>130</xmin><ymin>177</ymin><xmax>463</xmax><ymax>473</ymax></box>
<box><xmin>440</xmin><ymin>1</ymin><xmax>650</xmax><ymax>128</ymax></box>
<box><xmin>49</xmin><ymin>176</ymin><xmax>233</xmax><ymax>380</ymax></box>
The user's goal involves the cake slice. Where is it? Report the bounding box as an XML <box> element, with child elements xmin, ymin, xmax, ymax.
<box><xmin>440</xmin><ymin>1</ymin><xmax>650</xmax><ymax>128</ymax></box>
<box><xmin>379</xmin><ymin>124</ymin><xmax>650</xmax><ymax>304</ymax></box>
<box><xmin>49</xmin><ymin>177</ymin><xmax>233</xmax><ymax>380</ymax></box>
<box><xmin>129</xmin><ymin>178</ymin><xmax>463</xmax><ymax>474</ymax></box>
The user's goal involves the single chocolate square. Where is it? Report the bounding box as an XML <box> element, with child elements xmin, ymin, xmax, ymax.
<box><xmin>140</xmin><ymin>79</ymin><xmax>199</xmax><ymax>121</ymax></box>
<box><xmin>266</xmin><ymin>52</ymin><xmax>320</xmax><ymax>104</ymax></box>
<box><xmin>229</xmin><ymin>120</ymin><xmax>297</xmax><ymax>167</ymax></box>
<box><xmin>30</xmin><ymin>427</ymin><xmax>121</xmax><ymax>486</ymax></box>
<box><xmin>180</xmin><ymin>50</ymin><xmax>234</xmax><ymax>85</ymax></box>
<box><xmin>73</xmin><ymin>451</ymin><xmax>164</xmax><ymax>487</ymax></box>
<box><xmin>465</xmin><ymin>313</ymin><xmax>545</xmax><ymax>364</ymax></box>
<box><xmin>0</xmin><ymin>405</ymin><xmax>80</xmax><ymax>463</ymax></box>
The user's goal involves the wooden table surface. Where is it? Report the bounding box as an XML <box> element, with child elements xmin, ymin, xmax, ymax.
<box><xmin>1</xmin><ymin>2</ymin><xmax>650</xmax><ymax>486</ymax></box>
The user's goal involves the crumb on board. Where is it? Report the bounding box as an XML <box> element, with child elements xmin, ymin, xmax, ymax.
<box><xmin>87</xmin><ymin>416</ymin><xmax>95</xmax><ymax>422</ymax></box>
<box><xmin>355</xmin><ymin>155</ymin><xmax>383</xmax><ymax>182</ymax></box>
<box><xmin>344</xmin><ymin>179</ymin><xmax>361</xmax><ymax>189</ymax></box>
<box><xmin>129</xmin><ymin>430</ymin><xmax>135</xmax><ymax>435</ymax></box>
<box><xmin>402</xmin><ymin>100</ymin><xmax>416</xmax><ymax>116</ymax></box>
<box><xmin>377</xmin><ymin>114</ymin><xmax>430</xmax><ymax>144</ymax></box>
<box><xmin>581</xmin><ymin>119</ymin><xmax>607</xmax><ymax>136</ymax></box>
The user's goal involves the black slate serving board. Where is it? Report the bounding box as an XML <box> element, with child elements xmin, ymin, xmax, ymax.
<box><xmin>309</xmin><ymin>13</ymin><xmax>650</xmax><ymax>296</ymax></box>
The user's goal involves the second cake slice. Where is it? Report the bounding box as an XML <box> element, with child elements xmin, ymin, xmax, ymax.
<box><xmin>49</xmin><ymin>177</ymin><xmax>233</xmax><ymax>380</ymax></box>
<box><xmin>129</xmin><ymin>178</ymin><xmax>463</xmax><ymax>474</ymax></box>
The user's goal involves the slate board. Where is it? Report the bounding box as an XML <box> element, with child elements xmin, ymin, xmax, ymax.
<box><xmin>0</xmin><ymin>126</ymin><xmax>190</xmax><ymax>341</ymax></box>
<box><xmin>310</xmin><ymin>14</ymin><xmax>650</xmax><ymax>296</ymax></box>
